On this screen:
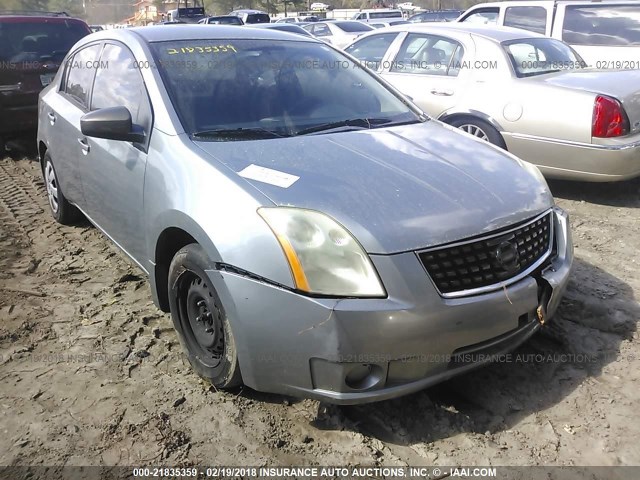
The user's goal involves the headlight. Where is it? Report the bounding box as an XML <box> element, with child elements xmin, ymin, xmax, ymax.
<box><xmin>258</xmin><ymin>207</ymin><xmax>385</xmax><ymax>297</ymax></box>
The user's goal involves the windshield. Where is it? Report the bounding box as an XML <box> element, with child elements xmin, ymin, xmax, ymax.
<box><xmin>563</xmin><ymin>5</ymin><xmax>640</xmax><ymax>46</ymax></box>
<box><xmin>503</xmin><ymin>38</ymin><xmax>586</xmax><ymax>77</ymax></box>
<box><xmin>0</xmin><ymin>20</ymin><xmax>89</xmax><ymax>63</ymax></box>
<box><xmin>151</xmin><ymin>39</ymin><xmax>420</xmax><ymax>139</ymax></box>
<box><xmin>336</xmin><ymin>21</ymin><xmax>373</xmax><ymax>32</ymax></box>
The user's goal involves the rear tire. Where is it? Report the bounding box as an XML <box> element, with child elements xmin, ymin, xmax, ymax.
<box><xmin>168</xmin><ymin>243</ymin><xmax>242</xmax><ymax>390</ymax></box>
<box><xmin>42</xmin><ymin>152</ymin><xmax>82</xmax><ymax>225</ymax></box>
<box><xmin>449</xmin><ymin>117</ymin><xmax>507</xmax><ymax>149</ymax></box>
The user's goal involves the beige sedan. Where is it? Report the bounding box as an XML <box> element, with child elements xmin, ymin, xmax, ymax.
<box><xmin>344</xmin><ymin>24</ymin><xmax>640</xmax><ymax>181</ymax></box>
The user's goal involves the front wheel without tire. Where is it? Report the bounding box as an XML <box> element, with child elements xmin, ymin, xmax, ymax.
<box><xmin>42</xmin><ymin>153</ymin><xmax>82</xmax><ymax>225</ymax></box>
<box><xmin>168</xmin><ymin>243</ymin><xmax>242</xmax><ymax>389</ymax></box>
<box><xmin>449</xmin><ymin>117</ymin><xmax>506</xmax><ymax>149</ymax></box>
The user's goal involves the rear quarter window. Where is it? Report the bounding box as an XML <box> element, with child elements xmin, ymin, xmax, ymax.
<box><xmin>562</xmin><ymin>5</ymin><xmax>640</xmax><ymax>46</ymax></box>
<box><xmin>504</xmin><ymin>6</ymin><xmax>547</xmax><ymax>34</ymax></box>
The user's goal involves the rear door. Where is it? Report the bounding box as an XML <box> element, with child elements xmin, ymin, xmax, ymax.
<box><xmin>44</xmin><ymin>42</ymin><xmax>102</xmax><ymax>206</ymax></box>
<box><xmin>80</xmin><ymin>42</ymin><xmax>152</xmax><ymax>267</ymax></box>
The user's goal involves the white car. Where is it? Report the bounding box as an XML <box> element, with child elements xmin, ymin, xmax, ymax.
<box><xmin>303</xmin><ymin>20</ymin><xmax>373</xmax><ymax>49</ymax></box>
<box><xmin>344</xmin><ymin>23</ymin><xmax>640</xmax><ymax>181</ymax></box>
<box><xmin>310</xmin><ymin>2</ymin><xmax>329</xmax><ymax>11</ymax></box>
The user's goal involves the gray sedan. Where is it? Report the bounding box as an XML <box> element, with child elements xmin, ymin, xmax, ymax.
<box><xmin>37</xmin><ymin>26</ymin><xmax>573</xmax><ymax>404</ymax></box>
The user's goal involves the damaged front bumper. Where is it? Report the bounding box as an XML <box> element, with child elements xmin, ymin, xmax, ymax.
<box><xmin>207</xmin><ymin>207</ymin><xmax>573</xmax><ymax>404</ymax></box>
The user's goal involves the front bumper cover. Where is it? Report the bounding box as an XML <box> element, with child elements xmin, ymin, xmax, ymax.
<box><xmin>207</xmin><ymin>207</ymin><xmax>573</xmax><ymax>404</ymax></box>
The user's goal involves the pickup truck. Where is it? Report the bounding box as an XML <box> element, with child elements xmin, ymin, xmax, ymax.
<box><xmin>457</xmin><ymin>1</ymin><xmax>640</xmax><ymax>69</ymax></box>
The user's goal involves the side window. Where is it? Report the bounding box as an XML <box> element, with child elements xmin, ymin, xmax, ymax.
<box><xmin>391</xmin><ymin>33</ymin><xmax>463</xmax><ymax>76</ymax></box>
<box><xmin>91</xmin><ymin>43</ymin><xmax>151</xmax><ymax>135</ymax></box>
<box><xmin>63</xmin><ymin>44</ymin><xmax>102</xmax><ymax>108</ymax></box>
<box><xmin>313</xmin><ymin>24</ymin><xmax>331</xmax><ymax>37</ymax></box>
<box><xmin>504</xmin><ymin>6</ymin><xmax>547</xmax><ymax>34</ymax></box>
<box><xmin>459</xmin><ymin>8</ymin><xmax>499</xmax><ymax>25</ymax></box>
<box><xmin>344</xmin><ymin>33</ymin><xmax>398</xmax><ymax>70</ymax></box>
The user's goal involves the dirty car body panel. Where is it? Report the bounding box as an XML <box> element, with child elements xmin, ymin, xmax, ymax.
<box><xmin>37</xmin><ymin>26</ymin><xmax>573</xmax><ymax>404</ymax></box>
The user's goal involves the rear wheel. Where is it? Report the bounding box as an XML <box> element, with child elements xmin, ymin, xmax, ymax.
<box><xmin>168</xmin><ymin>243</ymin><xmax>242</xmax><ymax>389</ymax></box>
<box><xmin>42</xmin><ymin>152</ymin><xmax>82</xmax><ymax>225</ymax></box>
<box><xmin>449</xmin><ymin>117</ymin><xmax>507</xmax><ymax>149</ymax></box>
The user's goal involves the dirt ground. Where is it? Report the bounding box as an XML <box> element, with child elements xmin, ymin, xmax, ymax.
<box><xmin>1</xmin><ymin>152</ymin><xmax>639</xmax><ymax>469</ymax></box>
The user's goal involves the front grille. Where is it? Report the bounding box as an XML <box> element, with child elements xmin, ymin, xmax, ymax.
<box><xmin>419</xmin><ymin>211</ymin><xmax>553</xmax><ymax>296</ymax></box>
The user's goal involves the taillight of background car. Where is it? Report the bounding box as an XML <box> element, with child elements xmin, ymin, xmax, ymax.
<box><xmin>592</xmin><ymin>95</ymin><xmax>629</xmax><ymax>138</ymax></box>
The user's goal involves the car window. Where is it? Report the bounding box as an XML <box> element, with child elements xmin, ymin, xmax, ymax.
<box><xmin>345</xmin><ymin>33</ymin><xmax>398</xmax><ymax>70</ymax></box>
<box><xmin>150</xmin><ymin>39</ymin><xmax>421</xmax><ymax>138</ymax></box>
<box><xmin>369</xmin><ymin>11</ymin><xmax>402</xmax><ymax>19</ymax></box>
<box><xmin>337</xmin><ymin>21</ymin><xmax>373</xmax><ymax>33</ymax></box>
<box><xmin>246</xmin><ymin>13</ymin><xmax>270</xmax><ymax>24</ymax></box>
<box><xmin>313</xmin><ymin>24</ymin><xmax>331</xmax><ymax>36</ymax></box>
<box><xmin>459</xmin><ymin>8</ymin><xmax>499</xmax><ymax>25</ymax></box>
<box><xmin>90</xmin><ymin>43</ymin><xmax>152</xmax><ymax>134</ymax></box>
<box><xmin>63</xmin><ymin>44</ymin><xmax>102</xmax><ymax>108</ymax></box>
<box><xmin>391</xmin><ymin>33</ymin><xmax>462</xmax><ymax>76</ymax></box>
<box><xmin>0</xmin><ymin>20</ymin><xmax>89</xmax><ymax>63</ymax></box>
<box><xmin>562</xmin><ymin>5</ymin><xmax>640</xmax><ymax>46</ymax></box>
<box><xmin>503</xmin><ymin>37</ymin><xmax>586</xmax><ymax>77</ymax></box>
<box><xmin>440</xmin><ymin>11</ymin><xmax>462</xmax><ymax>21</ymax></box>
<box><xmin>504</xmin><ymin>6</ymin><xmax>547</xmax><ymax>34</ymax></box>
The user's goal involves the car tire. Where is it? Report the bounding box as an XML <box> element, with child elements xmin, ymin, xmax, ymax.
<box><xmin>168</xmin><ymin>243</ymin><xmax>242</xmax><ymax>390</ymax></box>
<box><xmin>42</xmin><ymin>152</ymin><xmax>82</xmax><ymax>225</ymax></box>
<box><xmin>448</xmin><ymin>117</ymin><xmax>507</xmax><ymax>149</ymax></box>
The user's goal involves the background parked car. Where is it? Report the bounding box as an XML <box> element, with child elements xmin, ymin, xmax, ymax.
<box><xmin>370</xmin><ymin>20</ymin><xmax>410</xmax><ymax>29</ymax></box>
<box><xmin>345</xmin><ymin>23</ymin><xmax>640</xmax><ymax>181</ymax></box>
<box><xmin>0</xmin><ymin>11</ymin><xmax>91</xmax><ymax>152</ymax></box>
<box><xmin>458</xmin><ymin>0</ymin><xmax>640</xmax><ymax>68</ymax></box>
<box><xmin>229</xmin><ymin>9</ymin><xmax>270</xmax><ymax>24</ymax></box>
<box><xmin>248</xmin><ymin>23</ymin><xmax>312</xmax><ymax>36</ymax></box>
<box><xmin>275</xmin><ymin>16</ymin><xmax>319</xmax><ymax>23</ymax></box>
<box><xmin>409</xmin><ymin>9</ymin><xmax>463</xmax><ymax>23</ymax></box>
<box><xmin>198</xmin><ymin>16</ymin><xmax>244</xmax><ymax>25</ymax></box>
<box><xmin>303</xmin><ymin>20</ymin><xmax>373</xmax><ymax>48</ymax></box>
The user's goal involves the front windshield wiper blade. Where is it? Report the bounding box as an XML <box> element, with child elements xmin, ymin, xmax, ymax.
<box><xmin>295</xmin><ymin>117</ymin><xmax>395</xmax><ymax>136</ymax></box>
<box><xmin>192</xmin><ymin>128</ymin><xmax>288</xmax><ymax>140</ymax></box>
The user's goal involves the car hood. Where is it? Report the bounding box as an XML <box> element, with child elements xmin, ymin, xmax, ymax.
<box><xmin>195</xmin><ymin>121</ymin><xmax>553</xmax><ymax>254</ymax></box>
<box><xmin>536</xmin><ymin>69</ymin><xmax>640</xmax><ymax>134</ymax></box>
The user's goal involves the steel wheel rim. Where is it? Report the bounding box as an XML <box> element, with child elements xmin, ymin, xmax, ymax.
<box><xmin>179</xmin><ymin>273</ymin><xmax>225</xmax><ymax>367</ymax></box>
<box><xmin>459</xmin><ymin>124</ymin><xmax>489</xmax><ymax>141</ymax></box>
<box><xmin>44</xmin><ymin>162</ymin><xmax>59</xmax><ymax>213</ymax></box>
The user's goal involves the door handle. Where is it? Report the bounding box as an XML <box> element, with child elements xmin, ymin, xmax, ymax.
<box><xmin>77</xmin><ymin>138</ymin><xmax>90</xmax><ymax>155</ymax></box>
<box><xmin>430</xmin><ymin>89</ymin><xmax>454</xmax><ymax>96</ymax></box>
<box><xmin>47</xmin><ymin>112</ymin><xmax>56</xmax><ymax>125</ymax></box>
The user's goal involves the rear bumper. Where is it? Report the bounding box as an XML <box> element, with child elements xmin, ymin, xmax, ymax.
<box><xmin>0</xmin><ymin>97</ymin><xmax>38</xmax><ymax>136</ymax></box>
<box><xmin>504</xmin><ymin>132</ymin><xmax>640</xmax><ymax>182</ymax></box>
<box><xmin>208</xmin><ymin>208</ymin><xmax>573</xmax><ymax>404</ymax></box>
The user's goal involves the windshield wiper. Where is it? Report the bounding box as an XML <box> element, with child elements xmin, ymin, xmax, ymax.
<box><xmin>192</xmin><ymin>128</ymin><xmax>287</xmax><ymax>141</ymax></box>
<box><xmin>295</xmin><ymin>117</ymin><xmax>396</xmax><ymax>136</ymax></box>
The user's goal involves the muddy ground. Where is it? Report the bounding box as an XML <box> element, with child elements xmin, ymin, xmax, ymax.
<box><xmin>1</xmin><ymin>153</ymin><xmax>639</xmax><ymax>469</ymax></box>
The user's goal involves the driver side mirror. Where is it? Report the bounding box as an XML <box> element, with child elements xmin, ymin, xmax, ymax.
<box><xmin>81</xmin><ymin>106</ymin><xmax>145</xmax><ymax>143</ymax></box>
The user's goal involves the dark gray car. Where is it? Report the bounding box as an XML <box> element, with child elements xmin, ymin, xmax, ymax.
<box><xmin>37</xmin><ymin>26</ymin><xmax>572</xmax><ymax>404</ymax></box>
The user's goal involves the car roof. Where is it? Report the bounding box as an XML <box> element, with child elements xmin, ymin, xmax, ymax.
<box><xmin>0</xmin><ymin>13</ymin><xmax>88</xmax><ymax>24</ymax></box>
<box><xmin>90</xmin><ymin>24</ymin><xmax>318</xmax><ymax>44</ymax></box>
<box><xmin>375</xmin><ymin>22</ymin><xmax>546</xmax><ymax>42</ymax></box>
